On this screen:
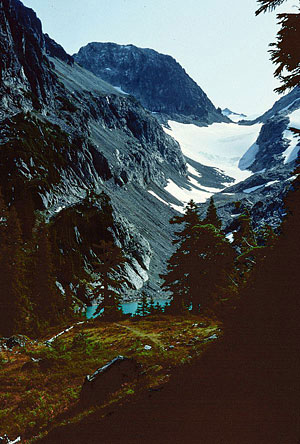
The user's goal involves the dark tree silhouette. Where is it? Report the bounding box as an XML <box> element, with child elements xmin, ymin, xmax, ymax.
<box><xmin>203</xmin><ymin>196</ymin><xmax>222</xmax><ymax>230</ymax></box>
<box><xmin>30</xmin><ymin>221</ymin><xmax>67</xmax><ymax>328</ymax></box>
<box><xmin>256</xmin><ymin>0</ymin><xmax>300</xmax><ymax>93</ymax></box>
<box><xmin>93</xmin><ymin>240</ymin><xmax>125</xmax><ymax>319</ymax></box>
<box><xmin>160</xmin><ymin>200</ymin><xmax>201</xmax><ymax>312</ymax></box>
<box><xmin>0</xmin><ymin>206</ymin><xmax>31</xmax><ymax>335</ymax></box>
<box><xmin>135</xmin><ymin>292</ymin><xmax>150</xmax><ymax>317</ymax></box>
<box><xmin>161</xmin><ymin>200</ymin><xmax>235</xmax><ymax>313</ymax></box>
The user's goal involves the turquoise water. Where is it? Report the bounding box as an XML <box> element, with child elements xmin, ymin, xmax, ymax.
<box><xmin>86</xmin><ymin>299</ymin><xmax>169</xmax><ymax>318</ymax></box>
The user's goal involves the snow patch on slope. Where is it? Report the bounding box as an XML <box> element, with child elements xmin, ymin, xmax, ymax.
<box><xmin>282</xmin><ymin>109</ymin><xmax>300</xmax><ymax>163</ymax></box>
<box><xmin>164</xmin><ymin>121</ymin><xmax>262</xmax><ymax>183</ymax></box>
<box><xmin>165</xmin><ymin>179</ymin><xmax>213</xmax><ymax>205</ymax></box>
<box><xmin>113</xmin><ymin>85</ymin><xmax>129</xmax><ymax>95</ymax></box>
<box><xmin>239</xmin><ymin>143</ymin><xmax>260</xmax><ymax>170</ymax></box>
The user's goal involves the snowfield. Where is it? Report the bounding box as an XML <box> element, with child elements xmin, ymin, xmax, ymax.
<box><xmin>282</xmin><ymin>109</ymin><xmax>300</xmax><ymax>164</ymax></box>
<box><xmin>164</xmin><ymin>120</ymin><xmax>262</xmax><ymax>183</ymax></box>
<box><xmin>153</xmin><ymin>120</ymin><xmax>262</xmax><ymax>210</ymax></box>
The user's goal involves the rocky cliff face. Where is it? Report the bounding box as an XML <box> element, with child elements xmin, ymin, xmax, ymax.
<box><xmin>74</xmin><ymin>42</ymin><xmax>228</xmax><ymax>126</ymax></box>
<box><xmin>0</xmin><ymin>0</ymin><xmax>57</xmax><ymax>117</ymax></box>
<box><xmin>202</xmin><ymin>89</ymin><xmax>300</xmax><ymax>234</ymax></box>
<box><xmin>0</xmin><ymin>0</ymin><xmax>189</xmax><ymax>301</ymax></box>
<box><xmin>238</xmin><ymin>87</ymin><xmax>300</xmax><ymax>173</ymax></box>
<box><xmin>1</xmin><ymin>0</ymin><xmax>298</xmax><ymax>305</ymax></box>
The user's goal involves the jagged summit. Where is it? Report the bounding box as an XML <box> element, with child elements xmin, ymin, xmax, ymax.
<box><xmin>45</xmin><ymin>33</ymin><xmax>74</xmax><ymax>66</ymax></box>
<box><xmin>73</xmin><ymin>42</ymin><xmax>228</xmax><ymax>126</ymax></box>
<box><xmin>222</xmin><ymin>108</ymin><xmax>247</xmax><ymax>122</ymax></box>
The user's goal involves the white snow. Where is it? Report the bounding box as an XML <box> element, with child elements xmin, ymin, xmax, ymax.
<box><xmin>265</xmin><ymin>180</ymin><xmax>279</xmax><ymax>187</ymax></box>
<box><xmin>148</xmin><ymin>190</ymin><xmax>168</xmax><ymax>205</ymax></box>
<box><xmin>165</xmin><ymin>179</ymin><xmax>213</xmax><ymax>205</ymax></box>
<box><xmin>243</xmin><ymin>180</ymin><xmax>280</xmax><ymax>194</ymax></box>
<box><xmin>56</xmin><ymin>281</ymin><xmax>65</xmax><ymax>295</ymax></box>
<box><xmin>55</xmin><ymin>205</ymin><xmax>65</xmax><ymax>213</ymax></box>
<box><xmin>239</xmin><ymin>143</ymin><xmax>260</xmax><ymax>170</ymax></box>
<box><xmin>225</xmin><ymin>232</ymin><xmax>234</xmax><ymax>243</ymax></box>
<box><xmin>278</xmin><ymin>98</ymin><xmax>300</xmax><ymax>114</ymax></box>
<box><xmin>45</xmin><ymin>321</ymin><xmax>85</xmax><ymax>344</ymax></box>
<box><xmin>187</xmin><ymin>163</ymin><xmax>202</xmax><ymax>179</ymax></box>
<box><xmin>243</xmin><ymin>184</ymin><xmax>265</xmax><ymax>194</ymax></box>
<box><xmin>113</xmin><ymin>85</ymin><xmax>129</xmax><ymax>95</ymax></box>
<box><xmin>282</xmin><ymin>109</ymin><xmax>300</xmax><ymax>164</ymax></box>
<box><xmin>164</xmin><ymin>120</ymin><xmax>262</xmax><ymax>183</ymax></box>
<box><xmin>148</xmin><ymin>190</ymin><xmax>184</xmax><ymax>213</ymax></box>
<box><xmin>223</xmin><ymin>112</ymin><xmax>246</xmax><ymax>123</ymax></box>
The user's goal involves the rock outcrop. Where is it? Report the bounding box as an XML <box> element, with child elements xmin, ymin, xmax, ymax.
<box><xmin>80</xmin><ymin>356</ymin><xmax>141</xmax><ymax>405</ymax></box>
<box><xmin>0</xmin><ymin>0</ymin><xmax>190</xmax><ymax>301</ymax></box>
<box><xmin>74</xmin><ymin>42</ymin><xmax>228</xmax><ymax>126</ymax></box>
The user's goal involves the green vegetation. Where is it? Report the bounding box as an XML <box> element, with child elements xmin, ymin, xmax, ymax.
<box><xmin>0</xmin><ymin>315</ymin><xmax>220</xmax><ymax>441</ymax></box>
<box><xmin>161</xmin><ymin>199</ymin><xmax>236</xmax><ymax>314</ymax></box>
<box><xmin>256</xmin><ymin>0</ymin><xmax>300</xmax><ymax>93</ymax></box>
<box><xmin>93</xmin><ymin>240</ymin><xmax>125</xmax><ymax>320</ymax></box>
<box><xmin>0</xmin><ymin>183</ymin><xmax>128</xmax><ymax>336</ymax></box>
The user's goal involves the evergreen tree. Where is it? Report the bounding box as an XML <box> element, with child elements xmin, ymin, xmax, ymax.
<box><xmin>162</xmin><ymin>199</ymin><xmax>235</xmax><ymax>314</ymax></box>
<box><xmin>232</xmin><ymin>205</ymin><xmax>257</xmax><ymax>254</ymax></box>
<box><xmin>30</xmin><ymin>221</ymin><xmax>66</xmax><ymax>328</ymax></box>
<box><xmin>161</xmin><ymin>200</ymin><xmax>201</xmax><ymax>312</ymax></box>
<box><xmin>0</xmin><ymin>206</ymin><xmax>31</xmax><ymax>335</ymax></box>
<box><xmin>135</xmin><ymin>292</ymin><xmax>150</xmax><ymax>317</ymax></box>
<box><xmin>256</xmin><ymin>0</ymin><xmax>300</xmax><ymax>93</ymax></box>
<box><xmin>186</xmin><ymin>224</ymin><xmax>235</xmax><ymax>313</ymax></box>
<box><xmin>93</xmin><ymin>240</ymin><xmax>125</xmax><ymax>319</ymax></box>
<box><xmin>153</xmin><ymin>302</ymin><xmax>163</xmax><ymax>314</ymax></box>
<box><xmin>0</xmin><ymin>187</ymin><xmax>8</xmax><ymax>245</ymax></box>
<box><xmin>232</xmin><ymin>205</ymin><xmax>269</xmax><ymax>287</ymax></box>
<box><xmin>148</xmin><ymin>295</ymin><xmax>155</xmax><ymax>315</ymax></box>
<box><xmin>203</xmin><ymin>197</ymin><xmax>222</xmax><ymax>230</ymax></box>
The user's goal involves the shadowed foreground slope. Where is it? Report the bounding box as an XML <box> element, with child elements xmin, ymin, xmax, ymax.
<box><xmin>41</xmin><ymin>179</ymin><xmax>300</xmax><ymax>444</ymax></box>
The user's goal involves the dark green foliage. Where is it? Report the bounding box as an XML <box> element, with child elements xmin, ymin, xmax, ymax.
<box><xmin>170</xmin><ymin>200</ymin><xmax>201</xmax><ymax>238</ymax></box>
<box><xmin>229</xmin><ymin>171</ymin><xmax>300</xmax><ymax>368</ymax></box>
<box><xmin>161</xmin><ymin>200</ymin><xmax>235</xmax><ymax>314</ymax></box>
<box><xmin>135</xmin><ymin>292</ymin><xmax>150</xmax><ymax>317</ymax></box>
<box><xmin>256</xmin><ymin>0</ymin><xmax>287</xmax><ymax>14</ymax></box>
<box><xmin>148</xmin><ymin>295</ymin><xmax>155</xmax><ymax>315</ymax></box>
<box><xmin>232</xmin><ymin>204</ymin><xmax>257</xmax><ymax>254</ymax></box>
<box><xmin>93</xmin><ymin>240</ymin><xmax>126</xmax><ymax>319</ymax></box>
<box><xmin>187</xmin><ymin>224</ymin><xmax>235</xmax><ymax>312</ymax></box>
<box><xmin>231</xmin><ymin>205</ymin><xmax>264</xmax><ymax>288</ymax></box>
<box><xmin>50</xmin><ymin>191</ymin><xmax>114</xmax><ymax>287</ymax></box>
<box><xmin>203</xmin><ymin>197</ymin><xmax>222</xmax><ymax>230</ymax></box>
<box><xmin>161</xmin><ymin>200</ymin><xmax>201</xmax><ymax>311</ymax></box>
<box><xmin>256</xmin><ymin>1</ymin><xmax>300</xmax><ymax>93</ymax></box>
<box><xmin>29</xmin><ymin>221</ymin><xmax>68</xmax><ymax>328</ymax></box>
<box><xmin>0</xmin><ymin>113</ymin><xmax>73</xmax><ymax>206</ymax></box>
<box><xmin>0</xmin><ymin>205</ymin><xmax>32</xmax><ymax>335</ymax></box>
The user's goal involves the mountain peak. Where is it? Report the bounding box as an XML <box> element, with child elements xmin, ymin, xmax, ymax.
<box><xmin>74</xmin><ymin>42</ymin><xmax>228</xmax><ymax>126</ymax></box>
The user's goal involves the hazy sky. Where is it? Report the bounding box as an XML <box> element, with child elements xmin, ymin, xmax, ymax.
<box><xmin>22</xmin><ymin>0</ymin><xmax>298</xmax><ymax>115</ymax></box>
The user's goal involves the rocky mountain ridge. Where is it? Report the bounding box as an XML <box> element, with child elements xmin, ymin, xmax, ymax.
<box><xmin>203</xmin><ymin>88</ymin><xmax>300</xmax><ymax>233</ymax></box>
<box><xmin>0</xmin><ymin>0</ymin><xmax>299</xmax><ymax>306</ymax></box>
<box><xmin>74</xmin><ymin>42</ymin><xmax>228</xmax><ymax>126</ymax></box>
<box><xmin>0</xmin><ymin>0</ymin><xmax>191</xmax><ymax>301</ymax></box>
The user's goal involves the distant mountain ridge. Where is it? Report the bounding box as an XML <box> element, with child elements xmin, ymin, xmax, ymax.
<box><xmin>73</xmin><ymin>42</ymin><xmax>228</xmax><ymax>126</ymax></box>
<box><xmin>222</xmin><ymin>108</ymin><xmax>247</xmax><ymax>122</ymax></box>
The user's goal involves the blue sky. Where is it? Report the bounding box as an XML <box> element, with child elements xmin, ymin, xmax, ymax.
<box><xmin>22</xmin><ymin>0</ymin><xmax>298</xmax><ymax>115</ymax></box>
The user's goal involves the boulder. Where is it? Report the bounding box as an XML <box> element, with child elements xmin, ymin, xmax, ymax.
<box><xmin>21</xmin><ymin>358</ymin><xmax>41</xmax><ymax>372</ymax></box>
<box><xmin>80</xmin><ymin>356</ymin><xmax>141</xmax><ymax>405</ymax></box>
